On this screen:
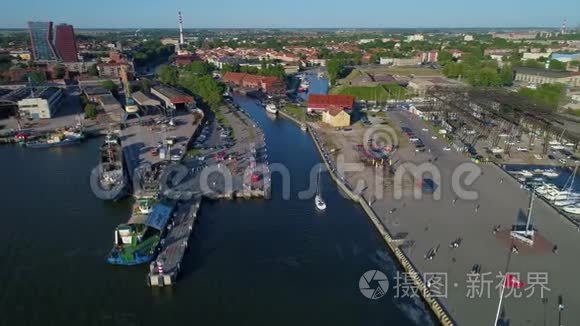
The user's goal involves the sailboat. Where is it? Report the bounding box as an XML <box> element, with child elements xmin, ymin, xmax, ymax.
<box><xmin>556</xmin><ymin>166</ymin><xmax>579</xmax><ymax>207</ymax></box>
<box><xmin>315</xmin><ymin>166</ymin><xmax>326</xmax><ymax>211</ymax></box>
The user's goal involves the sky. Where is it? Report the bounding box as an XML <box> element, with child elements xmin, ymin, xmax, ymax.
<box><xmin>2</xmin><ymin>0</ymin><xmax>580</xmax><ymax>29</ymax></box>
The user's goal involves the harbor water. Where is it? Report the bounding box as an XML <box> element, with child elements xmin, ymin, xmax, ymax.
<box><xmin>0</xmin><ymin>84</ymin><xmax>435</xmax><ymax>325</ymax></box>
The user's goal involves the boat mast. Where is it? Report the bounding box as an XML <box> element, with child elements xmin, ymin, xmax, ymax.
<box><xmin>524</xmin><ymin>191</ymin><xmax>535</xmax><ymax>236</ymax></box>
<box><xmin>316</xmin><ymin>166</ymin><xmax>321</xmax><ymax>196</ymax></box>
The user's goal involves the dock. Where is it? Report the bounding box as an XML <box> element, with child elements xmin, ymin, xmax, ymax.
<box><xmin>147</xmin><ymin>197</ymin><xmax>201</xmax><ymax>287</ymax></box>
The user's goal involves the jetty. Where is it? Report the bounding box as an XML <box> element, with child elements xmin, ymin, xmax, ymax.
<box><xmin>147</xmin><ymin>197</ymin><xmax>201</xmax><ymax>286</ymax></box>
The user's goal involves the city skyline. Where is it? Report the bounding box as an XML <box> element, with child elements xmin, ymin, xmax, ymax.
<box><xmin>2</xmin><ymin>0</ymin><xmax>579</xmax><ymax>29</ymax></box>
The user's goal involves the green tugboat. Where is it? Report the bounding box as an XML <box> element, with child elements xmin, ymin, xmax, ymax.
<box><xmin>107</xmin><ymin>196</ymin><xmax>174</xmax><ymax>266</ymax></box>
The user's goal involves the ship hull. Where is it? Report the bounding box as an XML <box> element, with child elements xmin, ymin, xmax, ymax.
<box><xmin>26</xmin><ymin>138</ymin><xmax>81</xmax><ymax>148</ymax></box>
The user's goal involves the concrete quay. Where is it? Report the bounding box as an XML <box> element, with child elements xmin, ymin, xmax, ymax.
<box><xmin>145</xmin><ymin>100</ymin><xmax>270</xmax><ymax>287</ymax></box>
<box><xmin>148</xmin><ymin>198</ymin><xmax>201</xmax><ymax>287</ymax></box>
<box><xmin>312</xmin><ymin>109</ymin><xmax>580</xmax><ymax>326</ymax></box>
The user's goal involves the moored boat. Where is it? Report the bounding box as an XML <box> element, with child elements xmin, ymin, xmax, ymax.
<box><xmin>96</xmin><ymin>133</ymin><xmax>126</xmax><ymax>200</ymax></box>
<box><xmin>26</xmin><ymin>127</ymin><xmax>84</xmax><ymax>148</ymax></box>
<box><xmin>107</xmin><ymin>199</ymin><xmax>173</xmax><ymax>266</ymax></box>
<box><xmin>265</xmin><ymin>103</ymin><xmax>278</xmax><ymax>114</ymax></box>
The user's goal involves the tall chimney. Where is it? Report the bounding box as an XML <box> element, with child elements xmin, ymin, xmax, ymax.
<box><xmin>178</xmin><ymin>11</ymin><xmax>184</xmax><ymax>46</ymax></box>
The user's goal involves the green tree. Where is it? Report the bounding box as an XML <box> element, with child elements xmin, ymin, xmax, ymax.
<box><xmin>327</xmin><ymin>59</ymin><xmax>344</xmax><ymax>86</ymax></box>
<box><xmin>84</xmin><ymin>103</ymin><xmax>98</xmax><ymax>119</ymax></box>
<box><xmin>185</xmin><ymin>61</ymin><xmax>212</xmax><ymax>75</ymax></box>
<box><xmin>522</xmin><ymin>59</ymin><xmax>544</xmax><ymax>69</ymax></box>
<box><xmin>101</xmin><ymin>80</ymin><xmax>119</xmax><ymax>96</ymax></box>
<box><xmin>26</xmin><ymin>71</ymin><xmax>46</xmax><ymax>83</ymax></box>
<box><xmin>54</xmin><ymin>64</ymin><xmax>66</xmax><ymax>79</ymax></box>
<box><xmin>88</xmin><ymin>63</ymin><xmax>99</xmax><ymax>76</ymax></box>
<box><xmin>518</xmin><ymin>83</ymin><xmax>566</xmax><ymax>111</ymax></box>
<box><xmin>158</xmin><ymin>64</ymin><xmax>179</xmax><ymax>85</ymax></box>
<box><xmin>221</xmin><ymin>64</ymin><xmax>240</xmax><ymax>74</ymax></box>
<box><xmin>499</xmin><ymin>65</ymin><xmax>514</xmax><ymax>86</ymax></box>
<box><xmin>549</xmin><ymin>60</ymin><xmax>566</xmax><ymax>70</ymax></box>
<box><xmin>179</xmin><ymin>75</ymin><xmax>224</xmax><ymax>109</ymax></box>
<box><xmin>138</xmin><ymin>79</ymin><xmax>151</xmax><ymax>93</ymax></box>
<box><xmin>438</xmin><ymin>50</ymin><xmax>453</xmax><ymax>65</ymax></box>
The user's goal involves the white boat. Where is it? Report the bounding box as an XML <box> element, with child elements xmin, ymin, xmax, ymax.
<box><xmin>534</xmin><ymin>184</ymin><xmax>558</xmax><ymax>195</ymax></box>
<box><xmin>519</xmin><ymin>170</ymin><xmax>533</xmax><ymax>178</ymax></box>
<box><xmin>265</xmin><ymin>103</ymin><xmax>278</xmax><ymax>114</ymax></box>
<box><xmin>545</xmin><ymin>192</ymin><xmax>580</xmax><ymax>201</ymax></box>
<box><xmin>315</xmin><ymin>166</ymin><xmax>326</xmax><ymax>211</ymax></box>
<box><xmin>563</xmin><ymin>203</ymin><xmax>580</xmax><ymax>214</ymax></box>
<box><xmin>554</xmin><ymin>199</ymin><xmax>579</xmax><ymax>207</ymax></box>
<box><xmin>542</xmin><ymin>169</ymin><xmax>559</xmax><ymax>178</ymax></box>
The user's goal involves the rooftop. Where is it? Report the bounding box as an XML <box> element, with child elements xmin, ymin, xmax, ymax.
<box><xmin>514</xmin><ymin>66</ymin><xmax>579</xmax><ymax>78</ymax></box>
<box><xmin>308</xmin><ymin>94</ymin><xmax>355</xmax><ymax>109</ymax></box>
<box><xmin>151</xmin><ymin>84</ymin><xmax>194</xmax><ymax>104</ymax></box>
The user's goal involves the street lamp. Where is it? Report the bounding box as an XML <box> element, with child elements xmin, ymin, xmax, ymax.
<box><xmin>558</xmin><ymin>295</ymin><xmax>564</xmax><ymax>326</ymax></box>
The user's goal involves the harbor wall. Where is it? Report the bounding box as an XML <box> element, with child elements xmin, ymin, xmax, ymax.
<box><xmin>280</xmin><ymin>110</ymin><xmax>456</xmax><ymax>325</ymax></box>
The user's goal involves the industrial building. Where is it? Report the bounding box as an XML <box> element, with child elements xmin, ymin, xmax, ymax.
<box><xmin>28</xmin><ymin>21</ymin><xmax>58</xmax><ymax>61</ymax></box>
<box><xmin>98</xmin><ymin>94</ymin><xmax>123</xmax><ymax>124</ymax></box>
<box><xmin>514</xmin><ymin>67</ymin><xmax>580</xmax><ymax>87</ymax></box>
<box><xmin>150</xmin><ymin>84</ymin><xmax>195</xmax><ymax>110</ymax></box>
<box><xmin>17</xmin><ymin>87</ymin><xmax>64</xmax><ymax>119</ymax></box>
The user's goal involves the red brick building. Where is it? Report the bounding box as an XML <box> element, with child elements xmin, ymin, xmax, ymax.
<box><xmin>223</xmin><ymin>72</ymin><xmax>286</xmax><ymax>95</ymax></box>
<box><xmin>307</xmin><ymin>94</ymin><xmax>355</xmax><ymax>112</ymax></box>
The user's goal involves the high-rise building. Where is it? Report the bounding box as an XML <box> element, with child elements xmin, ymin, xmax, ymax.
<box><xmin>28</xmin><ymin>21</ymin><xmax>58</xmax><ymax>61</ymax></box>
<box><xmin>54</xmin><ymin>24</ymin><xmax>78</xmax><ymax>62</ymax></box>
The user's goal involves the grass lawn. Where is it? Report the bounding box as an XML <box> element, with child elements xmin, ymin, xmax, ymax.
<box><xmin>331</xmin><ymin>84</ymin><xmax>408</xmax><ymax>101</ymax></box>
<box><xmin>359</xmin><ymin>66</ymin><xmax>442</xmax><ymax>77</ymax></box>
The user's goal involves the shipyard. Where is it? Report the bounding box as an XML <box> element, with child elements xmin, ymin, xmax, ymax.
<box><xmin>2</xmin><ymin>3</ymin><xmax>580</xmax><ymax>326</ymax></box>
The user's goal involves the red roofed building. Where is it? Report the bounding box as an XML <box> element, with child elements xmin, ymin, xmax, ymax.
<box><xmin>307</xmin><ymin>94</ymin><xmax>355</xmax><ymax>112</ymax></box>
<box><xmin>223</xmin><ymin>72</ymin><xmax>286</xmax><ymax>95</ymax></box>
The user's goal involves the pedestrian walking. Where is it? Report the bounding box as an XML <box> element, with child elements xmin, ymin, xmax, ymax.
<box><xmin>475</xmin><ymin>203</ymin><xmax>480</xmax><ymax>213</ymax></box>
<box><xmin>452</xmin><ymin>197</ymin><xmax>457</xmax><ymax>206</ymax></box>
<box><xmin>500</xmin><ymin>178</ymin><xmax>504</xmax><ymax>184</ymax></box>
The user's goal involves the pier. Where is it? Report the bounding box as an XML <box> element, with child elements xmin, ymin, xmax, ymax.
<box><xmin>147</xmin><ymin>197</ymin><xmax>201</xmax><ymax>287</ymax></box>
<box><xmin>111</xmin><ymin>91</ymin><xmax>271</xmax><ymax>287</ymax></box>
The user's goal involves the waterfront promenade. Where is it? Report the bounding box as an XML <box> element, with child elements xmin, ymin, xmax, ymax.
<box><xmin>312</xmin><ymin>108</ymin><xmax>580</xmax><ymax>326</ymax></box>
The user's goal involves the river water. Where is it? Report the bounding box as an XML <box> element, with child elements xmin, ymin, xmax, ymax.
<box><xmin>0</xmin><ymin>75</ymin><xmax>435</xmax><ymax>325</ymax></box>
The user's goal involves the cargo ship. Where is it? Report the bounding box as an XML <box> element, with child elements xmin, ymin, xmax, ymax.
<box><xmin>97</xmin><ymin>133</ymin><xmax>126</xmax><ymax>201</ymax></box>
<box><xmin>26</xmin><ymin>128</ymin><xmax>84</xmax><ymax>148</ymax></box>
<box><xmin>107</xmin><ymin>197</ymin><xmax>174</xmax><ymax>266</ymax></box>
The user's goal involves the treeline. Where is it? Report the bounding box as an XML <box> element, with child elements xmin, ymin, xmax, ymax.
<box><xmin>221</xmin><ymin>61</ymin><xmax>286</xmax><ymax>79</ymax></box>
<box><xmin>157</xmin><ymin>63</ymin><xmax>224</xmax><ymax>109</ymax></box>
<box><xmin>131</xmin><ymin>40</ymin><xmax>174</xmax><ymax>66</ymax></box>
<box><xmin>439</xmin><ymin>48</ymin><xmax>514</xmax><ymax>87</ymax></box>
<box><xmin>518</xmin><ymin>83</ymin><xmax>566</xmax><ymax>111</ymax></box>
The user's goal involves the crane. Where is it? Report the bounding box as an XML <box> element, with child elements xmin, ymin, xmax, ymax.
<box><xmin>120</xmin><ymin>64</ymin><xmax>140</xmax><ymax>122</ymax></box>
